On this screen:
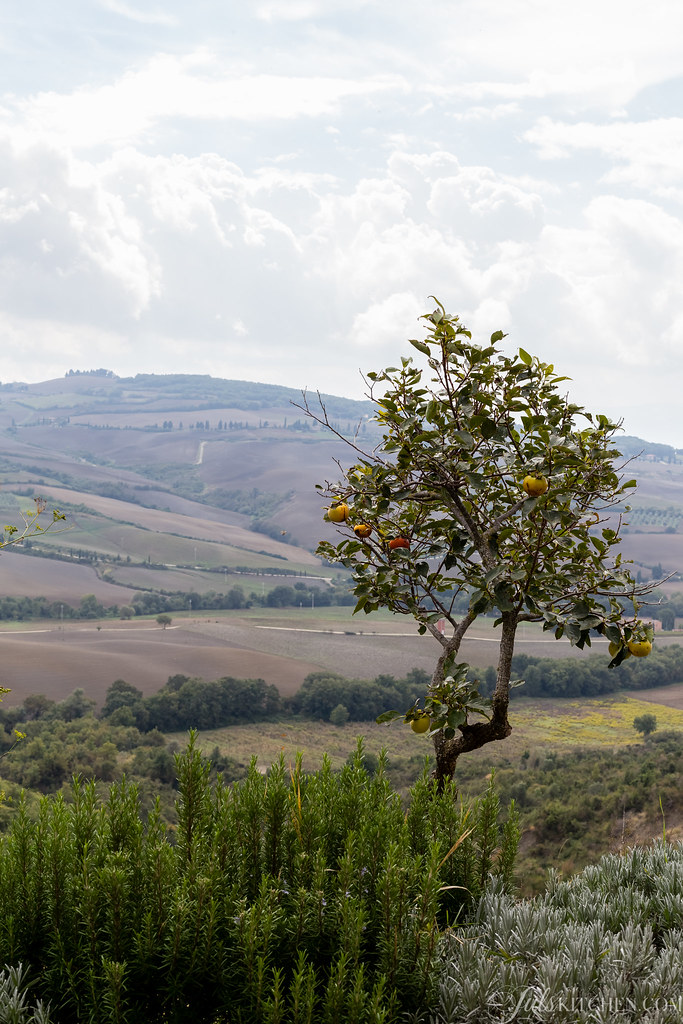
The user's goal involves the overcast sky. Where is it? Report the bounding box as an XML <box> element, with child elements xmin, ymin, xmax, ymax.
<box><xmin>2</xmin><ymin>1</ymin><xmax>683</xmax><ymax>444</ymax></box>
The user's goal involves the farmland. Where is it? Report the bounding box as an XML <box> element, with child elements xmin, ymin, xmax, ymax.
<box><xmin>3</xmin><ymin>603</ymin><xmax>683</xmax><ymax>710</ymax></box>
<box><xmin>2</xmin><ymin>372</ymin><xmax>683</xmax><ymax>719</ymax></box>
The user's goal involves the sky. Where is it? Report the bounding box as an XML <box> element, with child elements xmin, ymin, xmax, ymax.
<box><xmin>2</xmin><ymin>1</ymin><xmax>683</xmax><ymax>444</ymax></box>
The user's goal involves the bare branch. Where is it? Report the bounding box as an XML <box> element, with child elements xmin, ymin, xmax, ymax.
<box><xmin>291</xmin><ymin>390</ymin><xmax>381</xmax><ymax>463</ymax></box>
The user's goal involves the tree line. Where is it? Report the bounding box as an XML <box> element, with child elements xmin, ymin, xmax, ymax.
<box><xmin>0</xmin><ymin>581</ymin><xmax>356</xmax><ymax>622</ymax></box>
<box><xmin>99</xmin><ymin>669</ymin><xmax>431</xmax><ymax>733</ymax></box>
<box><xmin>498</xmin><ymin>643</ymin><xmax>683</xmax><ymax>699</ymax></box>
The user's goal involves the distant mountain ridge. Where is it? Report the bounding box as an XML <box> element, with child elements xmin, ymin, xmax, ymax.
<box><xmin>617</xmin><ymin>436</ymin><xmax>681</xmax><ymax>460</ymax></box>
<box><xmin>1</xmin><ymin>372</ymin><xmax>374</xmax><ymax>421</ymax></box>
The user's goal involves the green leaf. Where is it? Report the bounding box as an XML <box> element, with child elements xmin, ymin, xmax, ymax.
<box><xmin>469</xmin><ymin>591</ymin><xmax>490</xmax><ymax>615</ymax></box>
<box><xmin>518</xmin><ymin>348</ymin><xmax>532</xmax><ymax>366</ymax></box>
<box><xmin>447</xmin><ymin>709</ymin><xmax>466</xmax><ymax>730</ymax></box>
<box><xmin>375</xmin><ymin>709</ymin><xmax>403</xmax><ymax>724</ymax></box>
<box><xmin>409</xmin><ymin>339</ymin><xmax>431</xmax><ymax>356</ymax></box>
<box><xmin>484</xmin><ymin>564</ymin><xmax>506</xmax><ymax>584</ymax></box>
<box><xmin>490</xmin><ymin>330</ymin><xmax>505</xmax><ymax>343</ymax></box>
<box><xmin>426</xmin><ymin>400</ymin><xmax>440</xmax><ymax>422</ymax></box>
<box><xmin>605</xmin><ymin>623</ymin><xmax>621</xmax><ymax>644</ymax></box>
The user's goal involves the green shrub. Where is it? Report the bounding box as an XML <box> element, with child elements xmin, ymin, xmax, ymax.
<box><xmin>329</xmin><ymin>703</ymin><xmax>349</xmax><ymax>726</ymax></box>
<box><xmin>0</xmin><ymin>735</ymin><xmax>518</xmax><ymax>1024</ymax></box>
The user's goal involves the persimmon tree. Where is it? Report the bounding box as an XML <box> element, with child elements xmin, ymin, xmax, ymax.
<box><xmin>301</xmin><ymin>302</ymin><xmax>657</xmax><ymax>788</ymax></box>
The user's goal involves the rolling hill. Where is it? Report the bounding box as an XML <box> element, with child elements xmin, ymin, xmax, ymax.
<box><xmin>2</xmin><ymin>372</ymin><xmax>683</xmax><ymax>590</ymax></box>
<box><xmin>0</xmin><ymin>372</ymin><xmax>378</xmax><ymax>588</ymax></box>
<box><xmin>1</xmin><ymin>370</ymin><xmax>683</xmax><ymax>703</ymax></box>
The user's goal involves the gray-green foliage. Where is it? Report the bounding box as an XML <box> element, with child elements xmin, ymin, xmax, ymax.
<box><xmin>329</xmin><ymin>703</ymin><xmax>350</xmax><ymax>726</ymax></box>
<box><xmin>634</xmin><ymin>713</ymin><xmax>658</xmax><ymax>737</ymax></box>
<box><xmin>0</xmin><ymin>964</ymin><xmax>52</xmax><ymax>1024</ymax></box>
<box><xmin>0</xmin><ymin>735</ymin><xmax>518</xmax><ymax>1024</ymax></box>
<box><xmin>434</xmin><ymin>841</ymin><xmax>683</xmax><ymax>1023</ymax></box>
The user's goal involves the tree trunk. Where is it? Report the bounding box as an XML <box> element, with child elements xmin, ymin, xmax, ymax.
<box><xmin>432</xmin><ymin>611</ymin><xmax>516</xmax><ymax>791</ymax></box>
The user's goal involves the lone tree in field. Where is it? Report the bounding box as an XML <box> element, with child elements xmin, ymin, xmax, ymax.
<box><xmin>633</xmin><ymin>713</ymin><xmax>657</xmax><ymax>737</ymax></box>
<box><xmin>302</xmin><ymin>301</ymin><xmax>657</xmax><ymax>787</ymax></box>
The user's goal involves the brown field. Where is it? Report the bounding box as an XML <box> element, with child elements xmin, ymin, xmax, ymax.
<box><xmin>68</xmin><ymin>405</ymin><xmax>295</xmax><ymax>429</ymax></box>
<box><xmin>619</xmin><ymin>531</ymin><xmax>683</xmax><ymax>573</ymax></box>
<box><xmin>0</xmin><ymin>620</ymin><xmax>321</xmax><ymax>706</ymax></box>
<box><xmin>4</xmin><ymin>605</ymin><xmax>683</xmax><ymax>711</ymax></box>
<box><xmin>0</xmin><ymin>607</ymin><xmax>653</xmax><ymax>711</ymax></box>
<box><xmin>0</xmin><ymin>550</ymin><xmax>137</xmax><ymax>604</ymax></box>
<box><xmin>627</xmin><ymin>683</ymin><xmax>683</xmax><ymax>710</ymax></box>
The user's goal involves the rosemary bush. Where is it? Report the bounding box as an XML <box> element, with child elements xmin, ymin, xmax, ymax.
<box><xmin>434</xmin><ymin>841</ymin><xmax>683</xmax><ymax>1023</ymax></box>
<box><xmin>0</xmin><ymin>735</ymin><xmax>518</xmax><ymax>1024</ymax></box>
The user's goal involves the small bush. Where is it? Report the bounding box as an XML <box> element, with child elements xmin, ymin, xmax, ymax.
<box><xmin>0</xmin><ymin>963</ymin><xmax>52</xmax><ymax>1023</ymax></box>
<box><xmin>329</xmin><ymin>703</ymin><xmax>349</xmax><ymax>726</ymax></box>
<box><xmin>434</xmin><ymin>841</ymin><xmax>683</xmax><ymax>1023</ymax></box>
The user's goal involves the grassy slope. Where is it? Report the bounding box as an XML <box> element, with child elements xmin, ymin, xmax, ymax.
<box><xmin>178</xmin><ymin>693</ymin><xmax>683</xmax><ymax>775</ymax></box>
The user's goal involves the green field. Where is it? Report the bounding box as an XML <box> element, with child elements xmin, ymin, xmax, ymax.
<box><xmin>35</xmin><ymin>521</ymin><xmax>312</xmax><ymax>571</ymax></box>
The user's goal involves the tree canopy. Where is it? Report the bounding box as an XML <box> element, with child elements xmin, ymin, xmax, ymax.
<box><xmin>304</xmin><ymin>301</ymin><xmax>657</xmax><ymax>785</ymax></box>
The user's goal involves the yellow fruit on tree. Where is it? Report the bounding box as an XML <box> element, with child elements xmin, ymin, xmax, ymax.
<box><xmin>522</xmin><ymin>475</ymin><xmax>548</xmax><ymax>497</ymax></box>
<box><xmin>627</xmin><ymin>639</ymin><xmax>652</xmax><ymax>658</ymax></box>
<box><xmin>327</xmin><ymin>504</ymin><xmax>349</xmax><ymax>523</ymax></box>
<box><xmin>410</xmin><ymin>715</ymin><xmax>431</xmax><ymax>734</ymax></box>
<box><xmin>353</xmin><ymin>524</ymin><xmax>372</xmax><ymax>539</ymax></box>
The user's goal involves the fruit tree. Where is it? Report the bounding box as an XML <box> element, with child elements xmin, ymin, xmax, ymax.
<box><xmin>302</xmin><ymin>301</ymin><xmax>658</xmax><ymax>787</ymax></box>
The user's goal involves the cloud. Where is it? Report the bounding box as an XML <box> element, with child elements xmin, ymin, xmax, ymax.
<box><xmin>4</xmin><ymin>0</ymin><xmax>683</xmax><ymax>447</ymax></box>
<box><xmin>98</xmin><ymin>0</ymin><xmax>179</xmax><ymax>26</ymax></box>
<box><xmin>526</xmin><ymin>115</ymin><xmax>683</xmax><ymax>200</ymax></box>
<box><xmin>0</xmin><ymin>53</ymin><xmax>403</xmax><ymax>150</ymax></box>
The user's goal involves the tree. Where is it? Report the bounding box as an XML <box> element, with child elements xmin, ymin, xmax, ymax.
<box><xmin>329</xmin><ymin>703</ymin><xmax>350</xmax><ymax>726</ymax></box>
<box><xmin>79</xmin><ymin>594</ymin><xmax>105</xmax><ymax>619</ymax></box>
<box><xmin>101</xmin><ymin>679</ymin><xmax>144</xmax><ymax>719</ymax></box>
<box><xmin>633</xmin><ymin>713</ymin><xmax>657</xmax><ymax>737</ymax></box>
<box><xmin>302</xmin><ymin>301</ymin><xmax>657</xmax><ymax>787</ymax></box>
<box><xmin>156</xmin><ymin>613</ymin><xmax>173</xmax><ymax>629</ymax></box>
<box><xmin>54</xmin><ymin>688</ymin><xmax>95</xmax><ymax>722</ymax></box>
<box><xmin>660</xmin><ymin>606</ymin><xmax>675</xmax><ymax>631</ymax></box>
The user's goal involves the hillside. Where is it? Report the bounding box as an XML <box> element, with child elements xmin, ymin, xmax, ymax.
<box><xmin>2</xmin><ymin>370</ymin><xmax>683</xmax><ymax>623</ymax></box>
<box><xmin>0</xmin><ymin>373</ymin><xmax>380</xmax><ymax>601</ymax></box>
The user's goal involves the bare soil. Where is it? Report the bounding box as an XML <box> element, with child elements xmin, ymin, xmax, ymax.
<box><xmin>627</xmin><ymin>683</ymin><xmax>683</xmax><ymax>710</ymax></box>
<box><xmin>0</xmin><ymin>620</ymin><xmax>321</xmax><ymax>706</ymax></box>
<box><xmin>0</xmin><ymin>550</ymin><xmax>137</xmax><ymax>604</ymax></box>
